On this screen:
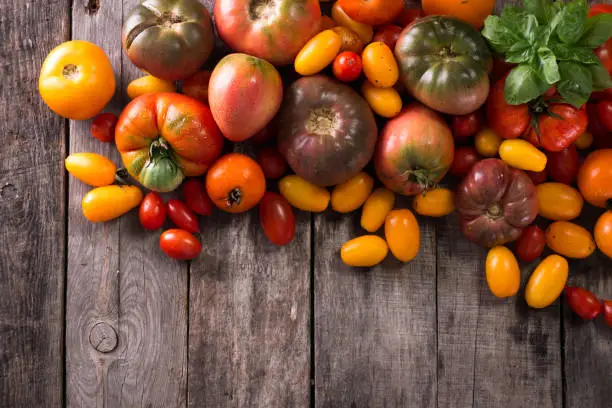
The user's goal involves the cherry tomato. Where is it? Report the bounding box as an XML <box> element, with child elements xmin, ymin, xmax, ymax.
<box><xmin>499</xmin><ymin>139</ymin><xmax>547</xmax><ymax>172</ymax></box>
<box><xmin>594</xmin><ymin>211</ymin><xmax>612</xmax><ymax>258</ymax></box>
<box><xmin>450</xmin><ymin>147</ymin><xmax>481</xmax><ymax>177</ymax></box>
<box><xmin>525</xmin><ymin>255</ymin><xmax>568</xmax><ymax>309</ymax></box>
<box><xmin>91</xmin><ymin>112</ymin><xmax>118</xmax><ymax>143</ymax></box>
<box><xmin>294</xmin><ymin>29</ymin><xmax>342</xmax><ymax>76</ymax></box>
<box><xmin>514</xmin><ymin>225</ymin><xmax>545</xmax><ymax>263</ymax></box>
<box><xmin>127</xmin><ymin>75</ymin><xmax>175</xmax><ymax>99</ymax></box>
<box><xmin>574</xmin><ymin>132</ymin><xmax>593</xmax><ymax>150</ymax></box>
<box><xmin>412</xmin><ymin>188</ymin><xmax>454</xmax><ymax>217</ymax></box>
<box><xmin>587</xmin><ymin>103</ymin><xmax>612</xmax><ymax>149</ymax></box>
<box><xmin>396</xmin><ymin>7</ymin><xmax>425</xmax><ymax>27</ymax></box>
<box><xmin>258</xmin><ymin>192</ymin><xmax>295</xmax><ymax>246</ymax></box>
<box><xmin>64</xmin><ymin>152</ymin><xmax>117</xmax><ymax>187</ymax></box>
<box><xmin>249</xmin><ymin>123</ymin><xmax>275</xmax><ymax>145</ymax></box>
<box><xmin>385</xmin><ymin>209</ymin><xmax>420</xmax><ymax>262</ymax></box>
<box><xmin>279</xmin><ymin>175</ymin><xmax>330</xmax><ymax>212</ymax></box>
<box><xmin>139</xmin><ymin>192</ymin><xmax>166</xmax><ymax>230</ymax></box>
<box><xmin>474</xmin><ymin>127</ymin><xmax>502</xmax><ymax>157</ymax></box>
<box><xmin>256</xmin><ymin>147</ymin><xmax>288</xmax><ymax>179</ymax></box>
<box><xmin>372</xmin><ymin>24</ymin><xmax>402</xmax><ymax>50</ymax></box>
<box><xmin>182</xmin><ymin>178</ymin><xmax>213</xmax><ymax>216</ymax></box>
<box><xmin>486</xmin><ymin>246</ymin><xmax>520</xmax><ymax>298</ymax></box>
<box><xmin>82</xmin><ymin>185</ymin><xmax>143</xmax><ymax>223</ymax></box>
<box><xmin>546</xmin><ymin>146</ymin><xmax>580</xmax><ymax>185</ymax></box>
<box><xmin>565</xmin><ymin>287</ymin><xmax>602</xmax><ymax>320</ymax></box>
<box><xmin>451</xmin><ymin>111</ymin><xmax>483</xmax><ymax>140</ymax></box>
<box><xmin>598</xmin><ymin>100</ymin><xmax>612</xmax><ymax>132</ymax></box>
<box><xmin>361</xmin><ymin>42</ymin><xmax>398</xmax><ymax>88</ymax></box>
<box><xmin>341</xmin><ymin>235</ymin><xmax>389</xmax><ymax>267</ymax></box>
<box><xmin>361</xmin><ymin>187</ymin><xmax>395</xmax><ymax>232</ymax></box>
<box><xmin>589</xmin><ymin>4</ymin><xmax>612</xmax><ymax>17</ymax></box>
<box><xmin>526</xmin><ymin>169</ymin><xmax>548</xmax><ymax>185</ymax></box>
<box><xmin>537</xmin><ymin>183</ymin><xmax>583</xmax><ymax>221</ymax></box>
<box><xmin>331</xmin><ymin>172</ymin><xmax>374</xmax><ymax>213</ymax></box>
<box><xmin>577</xmin><ymin>149</ymin><xmax>612</xmax><ymax>208</ymax></box>
<box><xmin>332</xmin><ymin>51</ymin><xmax>362</xmax><ymax>82</ymax></box>
<box><xmin>545</xmin><ymin>221</ymin><xmax>595</xmax><ymax>259</ymax></box>
<box><xmin>361</xmin><ymin>80</ymin><xmax>402</xmax><ymax>118</ymax></box>
<box><xmin>604</xmin><ymin>300</ymin><xmax>612</xmax><ymax>328</ymax></box>
<box><xmin>166</xmin><ymin>199</ymin><xmax>199</xmax><ymax>233</ymax></box>
<box><xmin>159</xmin><ymin>229</ymin><xmax>202</xmax><ymax>260</ymax></box>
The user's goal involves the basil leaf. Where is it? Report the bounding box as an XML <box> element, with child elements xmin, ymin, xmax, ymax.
<box><xmin>505</xmin><ymin>42</ymin><xmax>535</xmax><ymax>64</ymax></box>
<box><xmin>504</xmin><ymin>64</ymin><xmax>550</xmax><ymax>105</ymax></box>
<box><xmin>482</xmin><ymin>15</ymin><xmax>522</xmax><ymax>53</ymax></box>
<box><xmin>549</xmin><ymin>43</ymin><xmax>601</xmax><ymax>64</ymax></box>
<box><xmin>502</xmin><ymin>7</ymin><xmax>539</xmax><ymax>43</ymax></box>
<box><xmin>588</xmin><ymin>61</ymin><xmax>612</xmax><ymax>91</ymax></box>
<box><xmin>579</xmin><ymin>13</ymin><xmax>612</xmax><ymax>48</ymax></box>
<box><xmin>537</xmin><ymin>47</ymin><xmax>560</xmax><ymax>84</ymax></box>
<box><xmin>523</xmin><ymin>0</ymin><xmax>551</xmax><ymax>25</ymax></box>
<box><xmin>557</xmin><ymin>0</ymin><xmax>588</xmax><ymax>45</ymax></box>
<box><xmin>557</xmin><ymin>61</ymin><xmax>592</xmax><ymax>108</ymax></box>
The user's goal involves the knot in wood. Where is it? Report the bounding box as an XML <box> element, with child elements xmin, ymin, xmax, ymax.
<box><xmin>89</xmin><ymin>322</ymin><xmax>118</xmax><ymax>353</ymax></box>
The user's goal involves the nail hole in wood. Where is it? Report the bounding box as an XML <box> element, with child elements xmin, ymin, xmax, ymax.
<box><xmin>85</xmin><ymin>0</ymin><xmax>100</xmax><ymax>14</ymax></box>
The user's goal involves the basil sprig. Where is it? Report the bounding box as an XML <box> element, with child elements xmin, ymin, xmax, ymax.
<box><xmin>482</xmin><ymin>0</ymin><xmax>612</xmax><ymax>107</ymax></box>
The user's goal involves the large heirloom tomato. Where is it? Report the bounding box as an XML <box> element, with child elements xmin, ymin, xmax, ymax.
<box><xmin>214</xmin><ymin>0</ymin><xmax>322</xmax><ymax>66</ymax></box>
<box><xmin>115</xmin><ymin>93</ymin><xmax>223</xmax><ymax>192</ymax></box>
<box><xmin>338</xmin><ymin>0</ymin><xmax>404</xmax><ymax>26</ymax></box>
<box><xmin>277</xmin><ymin>76</ymin><xmax>378</xmax><ymax>186</ymax></box>
<box><xmin>394</xmin><ymin>16</ymin><xmax>492</xmax><ymax>115</ymax></box>
<box><xmin>455</xmin><ymin>159</ymin><xmax>538</xmax><ymax>248</ymax></box>
<box><xmin>374</xmin><ymin>104</ymin><xmax>454</xmax><ymax>196</ymax></box>
<box><xmin>122</xmin><ymin>0</ymin><xmax>213</xmax><ymax>81</ymax></box>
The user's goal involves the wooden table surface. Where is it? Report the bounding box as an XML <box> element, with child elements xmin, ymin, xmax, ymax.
<box><xmin>2</xmin><ymin>0</ymin><xmax>611</xmax><ymax>407</ymax></box>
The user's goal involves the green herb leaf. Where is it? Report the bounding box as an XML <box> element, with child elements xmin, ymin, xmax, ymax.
<box><xmin>502</xmin><ymin>7</ymin><xmax>539</xmax><ymax>43</ymax></box>
<box><xmin>504</xmin><ymin>64</ymin><xmax>550</xmax><ymax>105</ymax></box>
<box><xmin>523</xmin><ymin>0</ymin><xmax>551</xmax><ymax>24</ymax></box>
<box><xmin>557</xmin><ymin>61</ymin><xmax>592</xmax><ymax>108</ymax></box>
<box><xmin>505</xmin><ymin>42</ymin><xmax>535</xmax><ymax>64</ymax></box>
<box><xmin>482</xmin><ymin>15</ymin><xmax>522</xmax><ymax>53</ymax></box>
<box><xmin>536</xmin><ymin>47</ymin><xmax>560</xmax><ymax>84</ymax></box>
<box><xmin>557</xmin><ymin>0</ymin><xmax>588</xmax><ymax>45</ymax></box>
<box><xmin>588</xmin><ymin>61</ymin><xmax>612</xmax><ymax>91</ymax></box>
<box><xmin>549</xmin><ymin>43</ymin><xmax>601</xmax><ymax>64</ymax></box>
<box><xmin>579</xmin><ymin>13</ymin><xmax>612</xmax><ymax>48</ymax></box>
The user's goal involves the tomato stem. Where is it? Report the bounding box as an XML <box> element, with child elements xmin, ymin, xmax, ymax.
<box><xmin>114</xmin><ymin>168</ymin><xmax>130</xmax><ymax>185</ymax></box>
<box><xmin>226</xmin><ymin>188</ymin><xmax>242</xmax><ymax>208</ymax></box>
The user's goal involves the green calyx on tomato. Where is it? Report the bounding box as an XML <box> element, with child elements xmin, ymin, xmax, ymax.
<box><xmin>483</xmin><ymin>0</ymin><xmax>612</xmax><ymax>108</ymax></box>
<box><xmin>135</xmin><ymin>137</ymin><xmax>185</xmax><ymax>193</ymax></box>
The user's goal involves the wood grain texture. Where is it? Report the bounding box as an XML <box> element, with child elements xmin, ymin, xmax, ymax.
<box><xmin>65</xmin><ymin>1</ymin><xmax>187</xmax><ymax>406</ymax></box>
<box><xmin>0</xmin><ymin>0</ymin><xmax>69</xmax><ymax>407</ymax></box>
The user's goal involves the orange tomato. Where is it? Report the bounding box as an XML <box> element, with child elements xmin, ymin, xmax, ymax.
<box><xmin>338</xmin><ymin>0</ymin><xmax>404</xmax><ymax>26</ymax></box>
<box><xmin>127</xmin><ymin>75</ymin><xmax>175</xmax><ymax>99</ymax></box>
<box><xmin>422</xmin><ymin>0</ymin><xmax>495</xmax><ymax>29</ymax></box>
<box><xmin>486</xmin><ymin>246</ymin><xmax>520</xmax><ymax>298</ymax></box>
<box><xmin>331</xmin><ymin>2</ymin><xmax>373</xmax><ymax>43</ymax></box>
<box><xmin>536</xmin><ymin>183</ymin><xmax>583</xmax><ymax>221</ymax></box>
<box><xmin>205</xmin><ymin>153</ymin><xmax>266</xmax><ymax>213</ymax></box>
<box><xmin>577</xmin><ymin>149</ymin><xmax>612</xmax><ymax>208</ymax></box>
<box><xmin>82</xmin><ymin>185</ymin><xmax>143</xmax><ymax>223</ymax></box>
<box><xmin>525</xmin><ymin>255</ymin><xmax>568</xmax><ymax>309</ymax></box>
<box><xmin>295</xmin><ymin>30</ymin><xmax>342</xmax><ymax>76</ymax></box>
<box><xmin>594</xmin><ymin>211</ymin><xmax>612</xmax><ymax>258</ymax></box>
<box><xmin>181</xmin><ymin>70</ymin><xmax>211</xmax><ymax>104</ymax></box>
<box><xmin>361</xmin><ymin>42</ymin><xmax>399</xmax><ymax>88</ymax></box>
<box><xmin>384</xmin><ymin>209</ymin><xmax>420</xmax><ymax>262</ymax></box>
<box><xmin>545</xmin><ymin>221</ymin><xmax>596</xmax><ymax>259</ymax></box>
<box><xmin>65</xmin><ymin>153</ymin><xmax>117</xmax><ymax>187</ymax></box>
<box><xmin>39</xmin><ymin>40</ymin><xmax>116</xmax><ymax>120</ymax></box>
<box><xmin>341</xmin><ymin>235</ymin><xmax>389</xmax><ymax>267</ymax></box>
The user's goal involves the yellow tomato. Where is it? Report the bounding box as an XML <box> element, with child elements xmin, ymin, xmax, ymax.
<box><xmin>279</xmin><ymin>175</ymin><xmax>330</xmax><ymax>212</ymax></box>
<box><xmin>341</xmin><ymin>235</ymin><xmax>389</xmax><ymax>267</ymax></box>
<box><xmin>127</xmin><ymin>75</ymin><xmax>175</xmax><ymax>99</ymax></box>
<box><xmin>545</xmin><ymin>221</ymin><xmax>595</xmax><ymax>259</ymax></box>
<box><xmin>360</xmin><ymin>187</ymin><xmax>395</xmax><ymax>232</ymax></box>
<box><xmin>331</xmin><ymin>172</ymin><xmax>374</xmax><ymax>213</ymax></box>
<box><xmin>361</xmin><ymin>42</ymin><xmax>399</xmax><ymax>88</ymax></box>
<box><xmin>525</xmin><ymin>255</ymin><xmax>569</xmax><ymax>308</ymax></box>
<box><xmin>475</xmin><ymin>128</ymin><xmax>502</xmax><ymax>157</ymax></box>
<box><xmin>82</xmin><ymin>185</ymin><xmax>143</xmax><ymax>222</ymax></box>
<box><xmin>294</xmin><ymin>30</ymin><xmax>342</xmax><ymax>76</ymax></box>
<box><xmin>485</xmin><ymin>246</ymin><xmax>520</xmax><ymax>298</ymax></box>
<box><xmin>331</xmin><ymin>2</ymin><xmax>373</xmax><ymax>43</ymax></box>
<box><xmin>498</xmin><ymin>139</ymin><xmax>547</xmax><ymax>172</ymax></box>
<box><xmin>361</xmin><ymin>80</ymin><xmax>402</xmax><ymax>118</ymax></box>
<box><xmin>536</xmin><ymin>182</ymin><xmax>583</xmax><ymax>221</ymax></box>
<box><xmin>39</xmin><ymin>40</ymin><xmax>116</xmax><ymax>120</ymax></box>
<box><xmin>412</xmin><ymin>188</ymin><xmax>454</xmax><ymax>218</ymax></box>
<box><xmin>594</xmin><ymin>211</ymin><xmax>612</xmax><ymax>258</ymax></box>
<box><xmin>65</xmin><ymin>153</ymin><xmax>117</xmax><ymax>187</ymax></box>
<box><xmin>384</xmin><ymin>209</ymin><xmax>420</xmax><ymax>262</ymax></box>
<box><xmin>574</xmin><ymin>132</ymin><xmax>593</xmax><ymax>150</ymax></box>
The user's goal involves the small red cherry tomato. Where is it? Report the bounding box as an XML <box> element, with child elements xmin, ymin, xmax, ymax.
<box><xmin>546</xmin><ymin>145</ymin><xmax>580</xmax><ymax>185</ymax></box>
<box><xmin>256</xmin><ymin>147</ymin><xmax>288</xmax><ymax>179</ymax></box>
<box><xmin>450</xmin><ymin>146</ymin><xmax>481</xmax><ymax>177</ymax></box>
<box><xmin>160</xmin><ymin>229</ymin><xmax>202</xmax><ymax>260</ymax></box>
<box><xmin>182</xmin><ymin>178</ymin><xmax>213</xmax><ymax>216</ymax></box>
<box><xmin>139</xmin><ymin>192</ymin><xmax>166</xmax><ymax>230</ymax></box>
<box><xmin>565</xmin><ymin>286</ymin><xmax>603</xmax><ymax>320</ymax></box>
<box><xmin>604</xmin><ymin>300</ymin><xmax>612</xmax><ymax>328</ymax></box>
<box><xmin>598</xmin><ymin>100</ymin><xmax>612</xmax><ymax>132</ymax></box>
<box><xmin>514</xmin><ymin>225</ymin><xmax>545</xmax><ymax>262</ymax></box>
<box><xmin>373</xmin><ymin>25</ymin><xmax>402</xmax><ymax>50</ymax></box>
<box><xmin>451</xmin><ymin>111</ymin><xmax>484</xmax><ymax>140</ymax></box>
<box><xmin>526</xmin><ymin>169</ymin><xmax>548</xmax><ymax>185</ymax></box>
<box><xmin>587</xmin><ymin>102</ymin><xmax>612</xmax><ymax>149</ymax></box>
<box><xmin>396</xmin><ymin>7</ymin><xmax>425</xmax><ymax>27</ymax></box>
<box><xmin>91</xmin><ymin>112</ymin><xmax>118</xmax><ymax>143</ymax></box>
<box><xmin>166</xmin><ymin>199</ymin><xmax>199</xmax><ymax>233</ymax></box>
<box><xmin>249</xmin><ymin>123</ymin><xmax>276</xmax><ymax>145</ymax></box>
<box><xmin>332</xmin><ymin>51</ymin><xmax>362</xmax><ymax>82</ymax></box>
<box><xmin>258</xmin><ymin>192</ymin><xmax>295</xmax><ymax>246</ymax></box>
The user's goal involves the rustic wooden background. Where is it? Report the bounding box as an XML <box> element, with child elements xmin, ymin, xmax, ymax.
<box><xmin>1</xmin><ymin>0</ymin><xmax>611</xmax><ymax>407</ymax></box>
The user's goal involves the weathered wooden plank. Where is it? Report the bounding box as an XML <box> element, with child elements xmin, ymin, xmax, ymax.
<box><xmin>65</xmin><ymin>1</ymin><xmax>187</xmax><ymax>406</ymax></box>
<box><xmin>0</xmin><ymin>0</ymin><xmax>69</xmax><ymax>407</ymax></box>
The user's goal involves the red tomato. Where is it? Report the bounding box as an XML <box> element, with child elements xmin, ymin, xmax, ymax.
<box><xmin>373</xmin><ymin>25</ymin><xmax>402</xmax><ymax>50</ymax></box>
<box><xmin>139</xmin><ymin>192</ymin><xmax>166</xmax><ymax>230</ymax></box>
<box><xmin>546</xmin><ymin>146</ymin><xmax>580</xmax><ymax>185</ymax></box>
<box><xmin>451</xmin><ymin>111</ymin><xmax>484</xmax><ymax>140</ymax></box>
<box><xmin>166</xmin><ymin>199</ymin><xmax>199</xmax><ymax>233</ymax></box>
<box><xmin>249</xmin><ymin>123</ymin><xmax>276</xmax><ymax>145</ymax></box>
<box><xmin>256</xmin><ymin>147</ymin><xmax>288</xmax><ymax>179</ymax></box>
<box><xmin>588</xmin><ymin>4</ymin><xmax>612</xmax><ymax>17</ymax></box>
<box><xmin>159</xmin><ymin>229</ymin><xmax>202</xmax><ymax>260</ymax></box>
<box><xmin>91</xmin><ymin>112</ymin><xmax>118</xmax><ymax>143</ymax></box>
<box><xmin>514</xmin><ymin>225</ymin><xmax>545</xmax><ymax>262</ymax></box>
<box><xmin>565</xmin><ymin>287</ymin><xmax>603</xmax><ymax>320</ymax></box>
<box><xmin>396</xmin><ymin>7</ymin><xmax>425</xmax><ymax>27</ymax></box>
<box><xmin>598</xmin><ymin>100</ymin><xmax>612</xmax><ymax>132</ymax></box>
<box><xmin>491</xmin><ymin>58</ymin><xmax>515</xmax><ymax>82</ymax></box>
<box><xmin>258</xmin><ymin>192</ymin><xmax>295</xmax><ymax>245</ymax></box>
<box><xmin>604</xmin><ymin>300</ymin><xmax>612</xmax><ymax>327</ymax></box>
<box><xmin>587</xmin><ymin>102</ymin><xmax>612</xmax><ymax>148</ymax></box>
<box><xmin>181</xmin><ymin>178</ymin><xmax>213</xmax><ymax>216</ymax></box>
<box><xmin>450</xmin><ymin>146</ymin><xmax>481</xmax><ymax>178</ymax></box>
<box><xmin>332</xmin><ymin>51</ymin><xmax>362</xmax><ymax>83</ymax></box>
<box><xmin>595</xmin><ymin>38</ymin><xmax>612</xmax><ymax>78</ymax></box>
<box><xmin>526</xmin><ymin>169</ymin><xmax>548</xmax><ymax>185</ymax></box>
